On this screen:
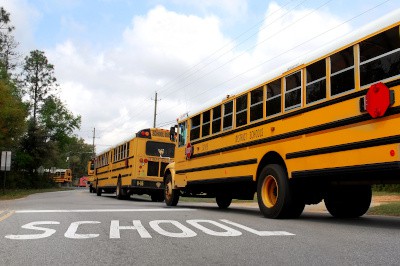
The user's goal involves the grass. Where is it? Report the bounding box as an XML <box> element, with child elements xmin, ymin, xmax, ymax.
<box><xmin>367</xmin><ymin>202</ymin><xmax>400</xmax><ymax>217</ymax></box>
<box><xmin>0</xmin><ymin>188</ymin><xmax>72</xmax><ymax>200</ymax></box>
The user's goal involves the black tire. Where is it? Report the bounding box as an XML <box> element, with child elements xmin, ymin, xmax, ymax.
<box><xmin>164</xmin><ymin>174</ymin><xmax>179</xmax><ymax>206</ymax></box>
<box><xmin>216</xmin><ymin>194</ymin><xmax>232</xmax><ymax>209</ymax></box>
<box><xmin>151</xmin><ymin>191</ymin><xmax>165</xmax><ymax>202</ymax></box>
<box><xmin>116</xmin><ymin>179</ymin><xmax>127</xmax><ymax>200</ymax></box>
<box><xmin>96</xmin><ymin>186</ymin><xmax>102</xmax><ymax>196</ymax></box>
<box><xmin>257</xmin><ymin>164</ymin><xmax>305</xmax><ymax>219</ymax></box>
<box><xmin>324</xmin><ymin>185</ymin><xmax>371</xmax><ymax>218</ymax></box>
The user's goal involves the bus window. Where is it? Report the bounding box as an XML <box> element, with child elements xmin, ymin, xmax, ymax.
<box><xmin>236</xmin><ymin>94</ymin><xmax>248</xmax><ymax>127</ymax></box>
<box><xmin>223</xmin><ymin>101</ymin><xmax>233</xmax><ymax>131</ymax></box>
<box><xmin>266</xmin><ymin>79</ymin><xmax>281</xmax><ymax>117</ymax></box>
<box><xmin>178</xmin><ymin>121</ymin><xmax>187</xmax><ymax>147</ymax></box>
<box><xmin>306</xmin><ymin>59</ymin><xmax>327</xmax><ymax>104</ymax></box>
<box><xmin>330</xmin><ymin>46</ymin><xmax>354</xmax><ymax>96</ymax></box>
<box><xmin>202</xmin><ymin>110</ymin><xmax>211</xmax><ymax>137</ymax></box>
<box><xmin>284</xmin><ymin>71</ymin><xmax>302</xmax><ymax>111</ymax></box>
<box><xmin>190</xmin><ymin>115</ymin><xmax>200</xmax><ymax>141</ymax></box>
<box><xmin>360</xmin><ymin>26</ymin><xmax>400</xmax><ymax>86</ymax></box>
<box><xmin>250</xmin><ymin>86</ymin><xmax>263</xmax><ymax>122</ymax></box>
<box><xmin>212</xmin><ymin>106</ymin><xmax>221</xmax><ymax>134</ymax></box>
<box><xmin>146</xmin><ymin>141</ymin><xmax>175</xmax><ymax>158</ymax></box>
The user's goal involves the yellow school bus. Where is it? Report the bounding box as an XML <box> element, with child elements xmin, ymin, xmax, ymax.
<box><xmin>52</xmin><ymin>169</ymin><xmax>72</xmax><ymax>184</ymax></box>
<box><xmin>164</xmin><ymin>13</ymin><xmax>400</xmax><ymax>218</ymax></box>
<box><xmin>87</xmin><ymin>160</ymin><xmax>95</xmax><ymax>193</ymax></box>
<box><xmin>88</xmin><ymin>128</ymin><xmax>174</xmax><ymax>201</ymax></box>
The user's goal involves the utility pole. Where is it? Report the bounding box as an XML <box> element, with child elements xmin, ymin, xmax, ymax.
<box><xmin>153</xmin><ymin>92</ymin><xmax>158</xmax><ymax>128</ymax></box>
<box><xmin>92</xmin><ymin>127</ymin><xmax>96</xmax><ymax>157</ymax></box>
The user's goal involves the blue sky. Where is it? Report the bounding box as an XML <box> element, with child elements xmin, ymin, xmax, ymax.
<box><xmin>1</xmin><ymin>0</ymin><xmax>399</xmax><ymax>151</ymax></box>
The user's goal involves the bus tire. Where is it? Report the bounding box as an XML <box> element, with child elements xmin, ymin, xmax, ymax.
<box><xmin>257</xmin><ymin>164</ymin><xmax>304</xmax><ymax>219</ymax></box>
<box><xmin>324</xmin><ymin>185</ymin><xmax>371</xmax><ymax>218</ymax></box>
<box><xmin>164</xmin><ymin>174</ymin><xmax>179</xmax><ymax>206</ymax></box>
<box><xmin>216</xmin><ymin>194</ymin><xmax>232</xmax><ymax>209</ymax></box>
<box><xmin>116</xmin><ymin>179</ymin><xmax>127</xmax><ymax>200</ymax></box>
<box><xmin>96</xmin><ymin>187</ymin><xmax>102</xmax><ymax>196</ymax></box>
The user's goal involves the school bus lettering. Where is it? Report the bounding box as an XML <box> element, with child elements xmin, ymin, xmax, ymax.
<box><xmin>249</xmin><ymin>129</ymin><xmax>263</xmax><ymax>140</ymax></box>
<box><xmin>163</xmin><ymin>15</ymin><xmax>400</xmax><ymax>219</ymax></box>
<box><xmin>235</xmin><ymin>133</ymin><xmax>247</xmax><ymax>143</ymax></box>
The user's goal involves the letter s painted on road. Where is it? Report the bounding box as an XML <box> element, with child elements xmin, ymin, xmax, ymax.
<box><xmin>5</xmin><ymin>221</ymin><xmax>60</xmax><ymax>240</ymax></box>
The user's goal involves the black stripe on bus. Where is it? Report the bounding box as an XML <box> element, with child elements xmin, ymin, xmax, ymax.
<box><xmin>286</xmin><ymin>135</ymin><xmax>400</xmax><ymax>159</ymax></box>
<box><xmin>176</xmin><ymin>159</ymin><xmax>257</xmax><ymax>174</ymax></box>
<box><xmin>191</xmin><ymin>106</ymin><xmax>400</xmax><ymax>159</ymax></box>
<box><xmin>112</xmin><ymin>166</ymin><xmax>129</xmax><ymax>171</ymax></box>
<box><xmin>187</xmin><ymin>175</ymin><xmax>253</xmax><ymax>185</ymax></box>
<box><xmin>97</xmin><ymin>177</ymin><xmax>108</xmax><ymax>181</ymax></box>
<box><xmin>291</xmin><ymin>161</ymin><xmax>400</xmax><ymax>179</ymax></box>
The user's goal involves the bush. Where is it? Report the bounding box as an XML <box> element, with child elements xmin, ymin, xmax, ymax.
<box><xmin>372</xmin><ymin>184</ymin><xmax>400</xmax><ymax>193</ymax></box>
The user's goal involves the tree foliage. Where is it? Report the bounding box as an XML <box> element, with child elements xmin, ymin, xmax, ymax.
<box><xmin>0</xmin><ymin>7</ymin><xmax>91</xmax><ymax>188</ymax></box>
<box><xmin>22</xmin><ymin>49</ymin><xmax>58</xmax><ymax>124</ymax></box>
<box><xmin>0</xmin><ymin>66</ymin><xmax>27</xmax><ymax>149</ymax></box>
<box><xmin>0</xmin><ymin>7</ymin><xmax>19</xmax><ymax>75</ymax></box>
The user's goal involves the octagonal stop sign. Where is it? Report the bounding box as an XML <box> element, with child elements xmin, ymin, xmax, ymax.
<box><xmin>365</xmin><ymin>82</ymin><xmax>391</xmax><ymax>118</ymax></box>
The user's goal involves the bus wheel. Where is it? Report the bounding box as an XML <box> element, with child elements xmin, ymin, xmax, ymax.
<box><xmin>96</xmin><ymin>186</ymin><xmax>102</xmax><ymax>196</ymax></box>
<box><xmin>257</xmin><ymin>164</ymin><xmax>304</xmax><ymax>219</ymax></box>
<box><xmin>324</xmin><ymin>185</ymin><xmax>371</xmax><ymax>218</ymax></box>
<box><xmin>216</xmin><ymin>194</ymin><xmax>232</xmax><ymax>209</ymax></box>
<box><xmin>164</xmin><ymin>174</ymin><xmax>179</xmax><ymax>206</ymax></box>
<box><xmin>151</xmin><ymin>191</ymin><xmax>164</xmax><ymax>202</ymax></box>
<box><xmin>116</xmin><ymin>179</ymin><xmax>126</xmax><ymax>200</ymax></box>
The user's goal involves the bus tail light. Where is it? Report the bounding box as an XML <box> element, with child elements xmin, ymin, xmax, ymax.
<box><xmin>137</xmin><ymin>129</ymin><xmax>151</xmax><ymax>138</ymax></box>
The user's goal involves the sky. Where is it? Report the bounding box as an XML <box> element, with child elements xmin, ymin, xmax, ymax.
<box><xmin>1</xmin><ymin>0</ymin><xmax>399</xmax><ymax>153</ymax></box>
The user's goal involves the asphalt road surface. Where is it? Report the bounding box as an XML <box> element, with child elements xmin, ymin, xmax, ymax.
<box><xmin>0</xmin><ymin>189</ymin><xmax>399</xmax><ymax>266</ymax></box>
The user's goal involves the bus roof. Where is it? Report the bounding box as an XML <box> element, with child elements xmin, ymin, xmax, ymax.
<box><xmin>95</xmin><ymin>128</ymin><xmax>170</xmax><ymax>156</ymax></box>
<box><xmin>186</xmin><ymin>8</ymin><xmax>400</xmax><ymax>120</ymax></box>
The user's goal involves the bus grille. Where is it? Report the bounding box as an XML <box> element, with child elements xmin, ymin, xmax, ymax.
<box><xmin>147</xmin><ymin>161</ymin><xmax>159</xmax><ymax>177</ymax></box>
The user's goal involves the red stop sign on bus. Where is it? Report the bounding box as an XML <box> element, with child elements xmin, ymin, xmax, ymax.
<box><xmin>365</xmin><ymin>82</ymin><xmax>391</xmax><ymax>118</ymax></box>
<box><xmin>185</xmin><ymin>142</ymin><xmax>193</xmax><ymax>159</ymax></box>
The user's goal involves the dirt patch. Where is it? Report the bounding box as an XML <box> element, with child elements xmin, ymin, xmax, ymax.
<box><xmin>372</xmin><ymin>195</ymin><xmax>400</xmax><ymax>203</ymax></box>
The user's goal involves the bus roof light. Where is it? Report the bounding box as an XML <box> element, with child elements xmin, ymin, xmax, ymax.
<box><xmin>365</xmin><ymin>82</ymin><xmax>392</xmax><ymax>118</ymax></box>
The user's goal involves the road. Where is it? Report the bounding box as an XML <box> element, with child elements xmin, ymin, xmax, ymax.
<box><xmin>0</xmin><ymin>189</ymin><xmax>399</xmax><ymax>266</ymax></box>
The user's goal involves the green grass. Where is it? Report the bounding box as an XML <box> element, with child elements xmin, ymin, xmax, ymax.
<box><xmin>367</xmin><ymin>202</ymin><xmax>400</xmax><ymax>217</ymax></box>
<box><xmin>0</xmin><ymin>188</ymin><xmax>72</xmax><ymax>200</ymax></box>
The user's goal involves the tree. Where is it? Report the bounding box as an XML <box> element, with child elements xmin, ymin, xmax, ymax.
<box><xmin>0</xmin><ymin>65</ymin><xmax>26</xmax><ymax>149</ymax></box>
<box><xmin>0</xmin><ymin>7</ymin><xmax>20</xmax><ymax>75</ymax></box>
<box><xmin>22</xmin><ymin>50</ymin><xmax>58</xmax><ymax>125</ymax></box>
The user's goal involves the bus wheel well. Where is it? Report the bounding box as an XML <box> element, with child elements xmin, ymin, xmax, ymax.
<box><xmin>256</xmin><ymin>151</ymin><xmax>287</xmax><ymax>182</ymax></box>
<box><xmin>163</xmin><ymin>169</ymin><xmax>171</xmax><ymax>183</ymax></box>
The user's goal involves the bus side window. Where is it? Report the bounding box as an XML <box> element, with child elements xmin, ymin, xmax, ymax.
<box><xmin>330</xmin><ymin>46</ymin><xmax>354</xmax><ymax>96</ymax></box>
<box><xmin>359</xmin><ymin>26</ymin><xmax>400</xmax><ymax>86</ymax></box>
<box><xmin>178</xmin><ymin>122</ymin><xmax>187</xmax><ymax>147</ymax></box>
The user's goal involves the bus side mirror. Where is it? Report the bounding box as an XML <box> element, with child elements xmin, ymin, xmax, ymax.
<box><xmin>169</xmin><ymin>126</ymin><xmax>176</xmax><ymax>141</ymax></box>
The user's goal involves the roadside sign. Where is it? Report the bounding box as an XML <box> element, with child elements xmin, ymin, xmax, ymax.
<box><xmin>1</xmin><ymin>151</ymin><xmax>11</xmax><ymax>171</ymax></box>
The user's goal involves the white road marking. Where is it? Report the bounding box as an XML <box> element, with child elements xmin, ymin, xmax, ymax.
<box><xmin>64</xmin><ymin>221</ymin><xmax>101</xmax><ymax>239</ymax></box>
<box><xmin>149</xmin><ymin>220</ymin><xmax>197</xmax><ymax>238</ymax></box>
<box><xmin>15</xmin><ymin>208</ymin><xmax>195</xmax><ymax>213</ymax></box>
<box><xmin>110</xmin><ymin>220</ymin><xmax>152</xmax><ymax>239</ymax></box>
<box><xmin>220</xmin><ymin>219</ymin><xmax>295</xmax><ymax>236</ymax></box>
